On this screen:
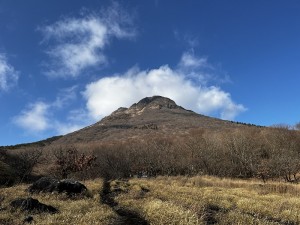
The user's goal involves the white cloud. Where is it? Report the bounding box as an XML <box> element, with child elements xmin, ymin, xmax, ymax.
<box><xmin>54</xmin><ymin>122</ymin><xmax>84</xmax><ymax>135</ymax></box>
<box><xmin>0</xmin><ymin>53</ymin><xmax>18</xmax><ymax>91</ymax></box>
<box><xmin>14</xmin><ymin>86</ymin><xmax>91</xmax><ymax>135</ymax></box>
<box><xmin>53</xmin><ymin>85</ymin><xmax>78</xmax><ymax>108</ymax></box>
<box><xmin>40</xmin><ymin>4</ymin><xmax>135</xmax><ymax>77</ymax></box>
<box><xmin>14</xmin><ymin>52</ymin><xmax>246</xmax><ymax>136</ymax></box>
<box><xmin>177</xmin><ymin>52</ymin><xmax>223</xmax><ymax>86</ymax></box>
<box><xmin>179</xmin><ymin>52</ymin><xmax>208</xmax><ymax>69</ymax></box>
<box><xmin>14</xmin><ymin>100</ymin><xmax>89</xmax><ymax>135</ymax></box>
<box><xmin>67</xmin><ymin>108</ymin><xmax>90</xmax><ymax>123</ymax></box>
<box><xmin>194</xmin><ymin>86</ymin><xmax>246</xmax><ymax>119</ymax></box>
<box><xmin>14</xmin><ymin>102</ymin><xmax>50</xmax><ymax>132</ymax></box>
<box><xmin>83</xmin><ymin>53</ymin><xmax>246</xmax><ymax>120</ymax></box>
<box><xmin>53</xmin><ymin>108</ymin><xmax>92</xmax><ymax>135</ymax></box>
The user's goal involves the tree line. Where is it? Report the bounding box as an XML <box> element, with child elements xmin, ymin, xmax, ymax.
<box><xmin>1</xmin><ymin>126</ymin><xmax>300</xmax><ymax>185</ymax></box>
<box><xmin>47</xmin><ymin>126</ymin><xmax>300</xmax><ymax>183</ymax></box>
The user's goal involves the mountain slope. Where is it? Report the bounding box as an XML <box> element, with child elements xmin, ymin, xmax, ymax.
<box><xmin>53</xmin><ymin>96</ymin><xmax>246</xmax><ymax>145</ymax></box>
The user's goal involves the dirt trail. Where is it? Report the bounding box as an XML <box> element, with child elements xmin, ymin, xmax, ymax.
<box><xmin>100</xmin><ymin>179</ymin><xmax>149</xmax><ymax>225</ymax></box>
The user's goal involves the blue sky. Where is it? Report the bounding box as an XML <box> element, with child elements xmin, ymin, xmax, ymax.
<box><xmin>1</xmin><ymin>0</ymin><xmax>300</xmax><ymax>145</ymax></box>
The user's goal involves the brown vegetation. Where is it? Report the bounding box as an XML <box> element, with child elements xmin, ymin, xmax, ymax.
<box><xmin>53</xmin><ymin>147</ymin><xmax>97</xmax><ymax>179</ymax></box>
<box><xmin>59</xmin><ymin>126</ymin><xmax>300</xmax><ymax>183</ymax></box>
<box><xmin>2</xmin><ymin>126</ymin><xmax>300</xmax><ymax>184</ymax></box>
<box><xmin>0</xmin><ymin>178</ymin><xmax>117</xmax><ymax>225</ymax></box>
<box><xmin>6</xmin><ymin>96</ymin><xmax>298</xmax><ymax>182</ymax></box>
<box><xmin>2</xmin><ymin>96</ymin><xmax>300</xmax><ymax>224</ymax></box>
<box><xmin>2</xmin><ymin>176</ymin><xmax>300</xmax><ymax>224</ymax></box>
<box><xmin>114</xmin><ymin>176</ymin><xmax>300</xmax><ymax>224</ymax></box>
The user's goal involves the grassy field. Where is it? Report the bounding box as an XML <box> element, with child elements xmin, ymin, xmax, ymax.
<box><xmin>1</xmin><ymin>176</ymin><xmax>300</xmax><ymax>224</ymax></box>
<box><xmin>0</xmin><ymin>179</ymin><xmax>117</xmax><ymax>225</ymax></box>
<box><xmin>115</xmin><ymin>176</ymin><xmax>300</xmax><ymax>225</ymax></box>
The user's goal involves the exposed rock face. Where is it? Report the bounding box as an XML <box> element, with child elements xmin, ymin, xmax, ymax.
<box><xmin>10</xmin><ymin>198</ymin><xmax>58</xmax><ymax>213</ymax></box>
<box><xmin>106</xmin><ymin>96</ymin><xmax>183</xmax><ymax>119</ymax></box>
<box><xmin>28</xmin><ymin>177</ymin><xmax>87</xmax><ymax>196</ymax></box>
<box><xmin>131</xmin><ymin>96</ymin><xmax>182</xmax><ymax>110</ymax></box>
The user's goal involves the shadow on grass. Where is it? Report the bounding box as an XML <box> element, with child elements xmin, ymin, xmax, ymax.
<box><xmin>100</xmin><ymin>179</ymin><xmax>149</xmax><ymax>225</ymax></box>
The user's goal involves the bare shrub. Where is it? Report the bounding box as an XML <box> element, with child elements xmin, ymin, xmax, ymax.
<box><xmin>35</xmin><ymin>125</ymin><xmax>300</xmax><ymax>182</ymax></box>
<box><xmin>53</xmin><ymin>146</ymin><xmax>97</xmax><ymax>179</ymax></box>
<box><xmin>0</xmin><ymin>148</ymin><xmax>42</xmax><ymax>183</ymax></box>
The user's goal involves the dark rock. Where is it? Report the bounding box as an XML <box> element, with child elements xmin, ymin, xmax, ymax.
<box><xmin>133</xmin><ymin>96</ymin><xmax>182</xmax><ymax>110</ymax></box>
<box><xmin>56</xmin><ymin>179</ymin><xmax>87</xmax><ymax>195</ymax></box>
<box><xmin>141</xmin><ymin>187</ymin><xmax>150</xmax><ymax>193</ymax></box>
<box><xmin>10</xmin><ymin>198</ymin><xmax>58</xmax><ymax>214</ymax></box>
<box><xmin>23</xmin><ymin>216</ymin><xmax>34</xmax><ymax>223</ymax></box>
<box><xmin>28</xmin><ymin>177</ymin><xmax>59</xmax><ymax>194</ymax></box>
<box><xmin>28</xmin><ymin>177</ymin><xmax>87</xmax><ymax>196</ymax></box>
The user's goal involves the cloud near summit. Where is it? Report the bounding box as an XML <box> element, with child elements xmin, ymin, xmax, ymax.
<box><xmin>14</xmin><ymin>52</ymin><xmax>246</xmax><ymax>136</ymax></box>
<box><xmin>84</xmin><ymin>53</ymin><xmax>246</xmax><ymax>121</ymax></box>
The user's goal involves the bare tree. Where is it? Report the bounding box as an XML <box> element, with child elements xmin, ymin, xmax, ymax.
<box><xmin>264</xmin><ymin>127</ymin><xmax>300</xmax><ymax>182</ymax></box>
<box><xmin>54</xmin><ymin>147</ymin><xmax>97</xmax><ymax>179</ymax></box>
<box><xmin>17</xmin><ymin>149</ymin><xmax>43</xmax><ymax>182</ymax></box>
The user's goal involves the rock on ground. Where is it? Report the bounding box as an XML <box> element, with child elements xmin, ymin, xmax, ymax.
<box><xmin>28</xmin><ymin>177</ymin><xmax>87</xmax><ymax>196</ymax></box>
<box><xmin>10</xmin><ymin>197</ymin><xmax>58</xmax><ymax>214</ymax></box>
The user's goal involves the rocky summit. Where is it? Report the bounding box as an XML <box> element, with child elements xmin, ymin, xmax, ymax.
<box><xmin>106</xmin><ymin>96</ymin><xmax>184</xmax><ymax>119</ymax></box>
<box><xmin>131</xmin><ymin>96</ymin><xmax>182</xmax><ymax>110</ymax></box>
<box><xmin>51</xmin><ymin>96</ymin><xmax>243</xmax><ymax>145</ymax></box>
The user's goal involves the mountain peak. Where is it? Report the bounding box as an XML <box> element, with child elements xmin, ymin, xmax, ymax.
<box><xmin>52</xmin><ymin>95</ymin><xmax>246</xmax><ymax>145</ymax></box>
<box><xmin>107</xmin><ymin>96</ymin><xmax>183</xmax><ymax>120</ymax></box>
<box><xmin>131</xmin><ymin>96</ymin><xmax>181</xmax><ymax>110</ymax></box>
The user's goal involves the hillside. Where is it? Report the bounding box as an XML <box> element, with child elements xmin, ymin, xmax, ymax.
<box><xmin>1</xmin><ymin>96</ymin><xmax>260</xmax><ymax>148</ymax></box>
<box><xmin>52</xmin><ymin>96</ymin><xmax>250</xmax><ymax>145</ymax></box>
<box><xmin>2</xmin><ymin>96</ymin><xmax>299</xmax><ymax>184</ymax></box>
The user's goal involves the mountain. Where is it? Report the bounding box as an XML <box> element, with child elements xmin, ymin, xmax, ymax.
<box><xmin>3</xmin><ymin>96</ymin><xmax>300</xmax><ymax>187</ymax></box>
<box><xmin>52</xmin><ymin>96</ymin><xmax>247</xmax><ymax>145</ymax></box>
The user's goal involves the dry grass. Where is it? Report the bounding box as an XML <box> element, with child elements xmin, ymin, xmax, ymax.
<box><xmin>0</xmin><ymin>179</ymin><xmax>117</xmax><ymax>225</ymax></box>
<box><xmin>1</xmin><ymin>176</ymin><xmax>300</xmax><ymax>224</ymax></box>
<box><xmin>113</xmin><ymin>176</ymin><xmax>300</xmax><ymax>225</ymax></box>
